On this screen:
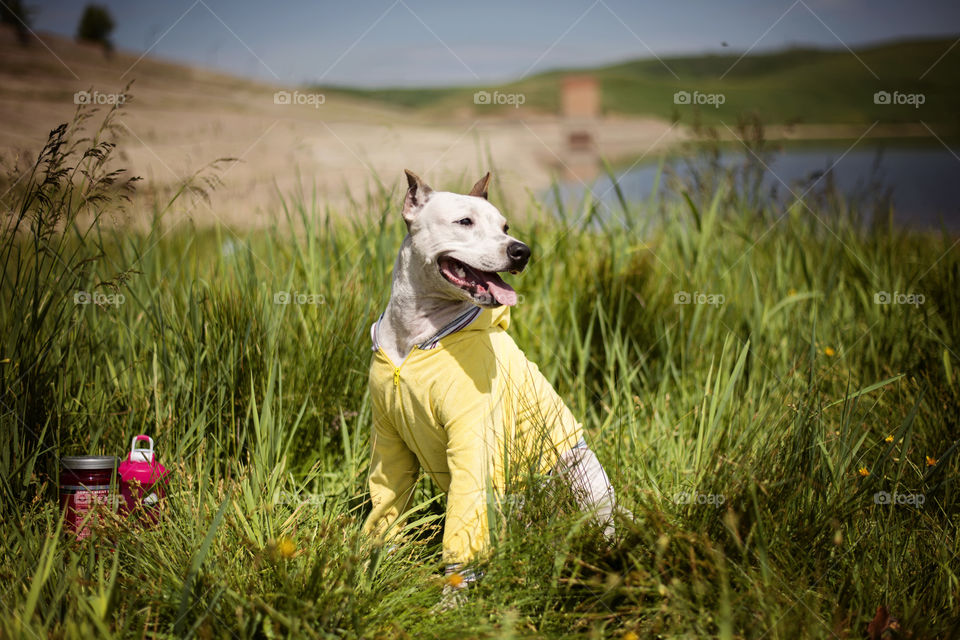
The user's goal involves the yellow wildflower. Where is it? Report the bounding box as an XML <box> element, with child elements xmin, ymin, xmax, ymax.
<box><xmin>824</xmin><ymin>347</ymin><xmax>836</xmax><ymax>357</ymax></box>
<box><xmin>267</xmin><ymin>536</ymin><xmax>297</xmax><ymax>560</ymax></box>
<box><xmin>926</xmin><ymin>456</ymin><xmax>937</xmax><ymax>467</ymax></box>
<box><xmin>278</xmin><ymin>537</ymin><xmax>296</xmax><ymax>558</ymax></box>
<box><xmin>885</xmin><ymin>435</ymin><xmax>894</xmax><ymax>443</ymax></box>
<box><xmin>858</xmin><ymin>467</ymin><xmax>870</xmax><ymax>477</ymax></box>
<box><xmin>446</xmin><ymin>572</ymin><xmax>464</xmax><ymax>588</ymax></box>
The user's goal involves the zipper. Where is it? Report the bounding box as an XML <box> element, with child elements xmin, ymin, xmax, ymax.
<box><xmin>379</xmin><ymin>348</ymin><xmax>416</xmax><ymax>388</ymax></box>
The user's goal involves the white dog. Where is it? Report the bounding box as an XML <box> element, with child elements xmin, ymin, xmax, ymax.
<box><xmin>364</xmin><ymin>170</ymin><xmax>616</xmax><ymax>584</ymax></box>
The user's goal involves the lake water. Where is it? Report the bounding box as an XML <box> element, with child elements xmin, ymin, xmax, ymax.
<box><xmin>555</xmin><ymin>144</ymin><xmax>960</xmax><ymax>231</ymax></box>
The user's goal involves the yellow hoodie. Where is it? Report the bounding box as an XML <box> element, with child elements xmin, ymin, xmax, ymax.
<box><xmin>363</xmin><ymin>305</ymin><xmax>583</xmax><ymax>565</ymax></box>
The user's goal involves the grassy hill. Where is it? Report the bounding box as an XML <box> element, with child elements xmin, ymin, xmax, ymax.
<box><xmin>323</xmin><ymin>37</ymin><xmax>960</xmax><ymax>126</ymax></box>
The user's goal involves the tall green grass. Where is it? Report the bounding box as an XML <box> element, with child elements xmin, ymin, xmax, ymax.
<box><xmin>1</xmin><ymin>104</ymin><xmax>957</xmax><ymax>639</ymax></box>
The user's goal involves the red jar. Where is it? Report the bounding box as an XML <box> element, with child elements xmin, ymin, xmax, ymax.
<box><xmin>59</xmin><ymin>456</ymin><xmax>117</xmax><ymax>539</ymax></box>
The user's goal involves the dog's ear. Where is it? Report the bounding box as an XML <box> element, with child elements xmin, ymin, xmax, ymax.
<box><xmin>403</xmin><ymin>169</ymin><xmax>433</xmax><ymax>224</ymax></box>
<box><xmin>468</xmin><ymin>172</ymin><xmax>491</xmax><ymax>199</ymax></box>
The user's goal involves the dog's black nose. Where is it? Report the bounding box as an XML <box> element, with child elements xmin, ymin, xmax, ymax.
<box><xmin>507</xmin><ymin>241</ymin><xmax>530</xmax><ymax>269</ymax></box>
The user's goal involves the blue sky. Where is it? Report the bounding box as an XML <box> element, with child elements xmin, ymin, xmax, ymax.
<box><xmin>30</xmin><ymin>0</ymin><xmax>960</xmax><ymax>87</ymax></box>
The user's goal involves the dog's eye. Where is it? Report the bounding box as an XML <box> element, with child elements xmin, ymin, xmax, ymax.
<box><xmin>455</xmin><ymin>218</ymin><xmax>473</xmax><ymax>226</ymax></box>
<box><xmin>503</xmin><ymin>224</ymin><xmax>509</xmax><ymax>233</ymax></box>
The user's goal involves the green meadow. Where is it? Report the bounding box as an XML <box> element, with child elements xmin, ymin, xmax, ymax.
<box><xmin>1</xmin><ymin>103</ymin><xmax>958</xmax><ymax>639</ymax></box>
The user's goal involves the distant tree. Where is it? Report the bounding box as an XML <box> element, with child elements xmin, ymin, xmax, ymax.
<box><xmin>1</xmin><ymin>0</ymin><xmax>34</xmax><ymax>46</ymax></box>
<box><xmin>76</xmin><ymin>4</ymin><xmax>114</xmax><ymax>52</ymax></box>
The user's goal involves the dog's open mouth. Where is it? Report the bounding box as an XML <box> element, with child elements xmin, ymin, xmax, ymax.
<box><xmin>438</xmin><ymin>256</ymin><xmax>518</xmax><ymax>306</ymax></box>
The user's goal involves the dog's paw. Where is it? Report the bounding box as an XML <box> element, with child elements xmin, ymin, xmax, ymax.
<box><xmin>431</xmin><ymin>565</ymin><xmax>480</xmax><ymax>612</ymax></box>
<box><xmin>431</xmin><ymin>583</ymin><xmax>469</xmax><ymax>613</ymax></box>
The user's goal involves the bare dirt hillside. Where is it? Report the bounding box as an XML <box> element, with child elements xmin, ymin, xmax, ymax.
<box><xmin>0</xmin><ymin>26</ymin><xmax>681</xmax><ymax>227</ymax></box>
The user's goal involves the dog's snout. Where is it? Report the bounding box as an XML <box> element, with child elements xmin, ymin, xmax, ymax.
<box><xmin>507</xmin><ymin>241</ymin><xmax>531</xmax><ymax>269</ymax></box>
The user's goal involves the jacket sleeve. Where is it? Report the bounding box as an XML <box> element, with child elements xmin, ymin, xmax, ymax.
<box><xmin>362</xmin><ymin>403</ymin><xmax>420</xmax><ymax>540</ymax></box>
<box><xmin>434</xmin><ymin>371</ymin><xmax>502</xmax><ymax>566</ymax></box>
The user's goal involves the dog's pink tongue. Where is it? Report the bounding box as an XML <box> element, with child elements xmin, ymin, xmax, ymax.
<box><xmin>481</xmin><ymin>272</ymin><xmax>517</xmax><ymax>306</ymax></box>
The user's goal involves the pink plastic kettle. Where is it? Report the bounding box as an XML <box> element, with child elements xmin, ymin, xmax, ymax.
<box><xmin>118</xmin><ymin>435</ymin><xmax>168</xmax><ymax>521</ymax></box>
